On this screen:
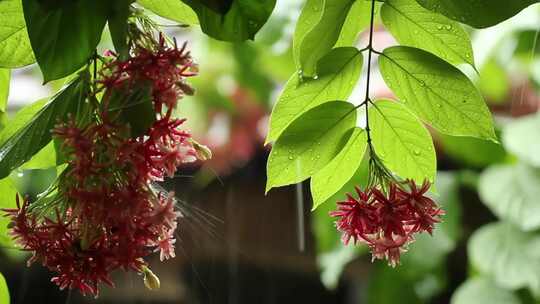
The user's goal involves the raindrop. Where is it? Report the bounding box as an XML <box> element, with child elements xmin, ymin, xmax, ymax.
<box><xmin>445</xmin><ymin>25</ymin><xmax>452</xmax><ymax>30</ymax></box>
<box><xmin>413</xmin><ymin>150</ymin><xmax>421</xmax><ymax>156</ymax></box>
<box><xmin>288</xmin><ymin>155</ymin><xmax>294</xmax><ymax>160</ymax></box>
<box><xmin>313</xmin><ymin>75</ymin><xmax>319</xmax><ymax>80</ymax></box>
<box><xmin>462</xmin><ymin>100</ymin><xmax>467</xmax><ymax>103</ymax></box>
<box><xmin>437</xmin><ymin>25</ymin><xmax>443</xmax><ymax>30</ymax></box>
<box><xmin>419</xmin><ymin>80</ymin><xmax>426</xmax><ymax>86</ymax></box>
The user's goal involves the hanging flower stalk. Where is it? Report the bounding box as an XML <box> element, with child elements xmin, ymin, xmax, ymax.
<box><xmin>2</xmin><ymin>22</ymin><xmax>208</xmax><ymax>296</ymax></box>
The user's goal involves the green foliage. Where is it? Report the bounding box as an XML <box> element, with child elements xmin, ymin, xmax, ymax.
<box><xmin>0</xmin><ymin>177</ymin><xmax>19</xmax><ymax>248</ymax></box>
<box><xmin>439</xmin><ymin>132</ymin><xmax>507</xmax><ymax>168</ymax></box>
<box><xmin>0</xmin><ymin>272</ymin><xmax>9</xmax><ymax>304</ymax></box>
<box><xmin>108</xmin><ymin>84</ymin><xmax>154</xmax><ymax>137</ymax></box>
<box><xmin>310</xmin><ymin>128</ymin><xmax>367</xmax><ymax>208</ymax></box>
<box><xmin>451</xmin><ymin>278</ymin><xmax>521</xmax><ymax>304</ymax></box>
<box><xmin>0</xmin><ymin>75</ymin><xmax>89</xmax><ymax>179</ymax></box>
<box><xmin>267</xmin><ymin>47</ymin><xmax>362</xmax><ymax>142</ymax></box>
<box><xmin>138</xmin><ymin>0</ymin><xmax>198</xmax><ymax>24</ymax></box>
<box><xmin>181</xmin><ymin>0</ymin><xmax>276</xmax><ymax>42</ymax></box>
<box><xmin>266</xmin><ymin>101</ymin><xmax>356</xmax><ymax>192</ymax></box>
<box><xmin>367</xmin><ymin>265</ymin><xmax>422</xmax><ymax>304</ymax></box>
<box><xmin>293</xmin><ymin>0</ymin><xmax>356</xmax><ymax>77</ymax></box>
<box><xmin>379</xmin><ymin>46</ymin><xmax>496</xmax><ymax>141</ymax></box>
<box><xmin>381</xmin><ymin>0</ymin><xmax>475</xmax><ymax>67</ymax></box>
<box><xmin>0</xmin><ymin>0</ymin><xmax>35</xmax><ymax>68</ymax></box>
<box><xmin>0</xmin><ymin>70</ymin><xmax>9</xmax><ymax>113</ymax></box>
<box><xmin>503</xmin><ymin>112</ymin><xmax>540</xmax><ymax>167</ymax></box>
<box><xmin>478</xmin><ymin>59</ymin><xmax>510</xmax><ymax>104</ymax></box>
<box><xmin>370</xmin><ymin>99</ymin><xmax>436</xmax><ymax>183</ymax></box>
<box><xmin>468</xmin><ymin>222</ymin><xmax>540</xmax><ymax>294</ymax></box>
<box><xmin>108</xmin><ymin>0</ymin><xmax>133</xmax><ymax>60</ymax></box>
<box><xmin>334</xmin><ymin>0</ymin><xmax>374</xmax><ymax>47</ymax></box>
<box><xmin>22</xmin><ymin>0</ymin><xmax>110</xmax><ymax>82</ymax></box>
<box><xmin>415</xmin><ymin>0</ymin><xmax>539</xmax><ymax>28</ymax></box>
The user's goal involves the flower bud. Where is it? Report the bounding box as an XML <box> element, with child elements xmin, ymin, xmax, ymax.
<box><xmin>143</xmin><ymin>267</ymin><xmax>160</xmax><ymax>290</ymax></box>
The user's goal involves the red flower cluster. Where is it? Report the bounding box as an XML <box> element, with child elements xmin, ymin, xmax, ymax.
<box><xmin>3</xmin><ymin>34</ymin><xmax>204</xmax><ymax>296</ymax></box>
<box><xmin>330</xmin><ymin>180</ymin><xmax>444</xmax><ymax>267</ymax></box>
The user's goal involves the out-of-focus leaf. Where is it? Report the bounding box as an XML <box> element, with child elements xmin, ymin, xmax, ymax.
<box><xmin>233</xmin><ymin>43</ymin><xmax>272</xmax><ymax>104</ymax></box>
<box><xmin>478</xmin><ymin>59</ymin><xmax>509</xmax><ymax>104</ymax></box>
<box><xmin>138</xmin><ymin>0</ymin><xmax>198</xmax><ymax>24</ymax></box>
<box><xmin>503</xmin><ymin>113</ymin><xmax>540</xmax><ymax>167</ymax></box>
<box><xmin>109</xmin><ymin>0</ymin><xmax>133</xmax><ymax>59</ymax></box>
<box><xmin>367</xmin><ymin>264</ymin><xmax>422</xmax><ymax>304</ymax></box>
<box><xmin>479</xmin><ymin>164</ymin><xmax>540</xmax><ymax>231</ymax></box>
<box><xmin>382</xmin><ymin>0</ymin><xmax>474</xmax><ymax>66</ymax></box>
<box><xmin>0</xmin><ymin>0</ymin><xmax>35</xmax><ymax>68</ymax></box>
<box><xmin>266</xmin><ymin>101</ymin><xmax>356</xmax><ymax>192</ymax></box>
<box><xmin>0</xmin><ymin>177</ymin><xmax>19</xmax><ymax>248</ymax></box>
<box><xmin>0</xmin><ymin>69</ymin><xmax>9</xmax><ymax>112</ymax></box>
<box><xmin>451</xmin><ymin>278</ymin><xmax>521</xmax><ymax>304</ymax></box>
<box><xmin>415</xmin><ymin>0</ymin><xmax>539</xmax><ymax>28</ymax></box>
<box><xmin>439</xmin><ymin>131</ymin><xmax>507</xmax><ymax>168</ymax></box>
<box><xmin>267</xmin><ymin>47</ymin><xmax>362</xmax><ymax>142</ymax></box>
<box><xmin>379</xmin><ymin>46</ymin><xmax>496</xmax><ymax>141</ymax></box>
<box><xmin>0</xmin><ymin>272</ymin><xmax>9</xmax><ymax>304</ymax></box>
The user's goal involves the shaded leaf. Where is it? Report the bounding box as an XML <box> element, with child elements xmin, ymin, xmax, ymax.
<box><xmin>451</xmin><ymin>278</ymin><xmax>521</xmax><ymax>304</ymax></box>
<box><xmin>381</xmin><ymin>0</ymin><xmax>474</xmax><ymax>66</ymax></box>
<box><xmin>267</xmin><ymin>47</ymin><xmax>362</xmax><ymax>142</ymax></box>
<box><xmin>108</xmin><ymin>83</ymin><xmax>154</xmax><ymax>137</ymax></box>
<box><xmin>108</xmin><ymin>0</ymin><xmax>133</xmax><ymax>60</ymax></box>
<box><xmin>138</xmin><ymin>0</ymin><xmax>198</xmax><ymax>24</ymax></box>
<box><xmin>0</xmin><ymin>272</ymin><xmax>9</xmax><ymax>304</ymax></box>
<box><xmin>370</xmin><ymin>99</ymin><xmax>436</xmax><ymax>183</ymax></box>
<box><xmin>266</xmin><ymin>101</ymin><xmax>356</xmax><ymax>192</ymax></box>
<box><xmin>379</xmin><ymin>46</ymin><xmax>496</xmax><ymax>140</ymax></box>
<box><xmin>22</xmin><ymin>0</ymin><xmax>110</xmax><ymax>82</ymax></box>
<box><xmin>0</xmin><ymin>0</ymin><xmax>34</xmax><ymax>68</ymax></box>
<box><xmin>439</xmin><ymin>131</ymin><xmax>507</xmax><ymax>168</ymax></box>
<box><xmin>503</xmin><ymin>112</ymin><xmax>540</xmax><ymax>167</ymax></box>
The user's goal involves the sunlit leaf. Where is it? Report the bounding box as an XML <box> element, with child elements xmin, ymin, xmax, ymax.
<box><xmin>334</xmin><ymin>0</ymin><xmax>377</xmax><ymax>47</ymax></box>
<box><xmin>415</xmin><ymin>0</ymin><xmax>539</xmax><ymax>28</ymax></box>
<box><xmin>451</xmin><ymin>278</ymin><xmax>521</xmax><ymax>304</ymax></box>
<box><xmin>138</xmin><ymin>0</ymin><xmax>198</xmax><ymax>24</ymax></box>
<box><xmin>0</xmin><ymin>177</ymin><xmax>19</xmax><ymax>249</ymax></box>
<box><xmin>0</xmin><ymin>0</ymin><xmax>35</xmax><ymax>68</ymax></box>
<box><xmin>502</xmin><ymin>112</ymin><xmax>540</xmax><ymax>167</ymax></box>
<box><xmin>382</xmin><ymin>0</ymin><xmax>474</xmax><ymax>66</ymax></box>
<box><xmin>266</xmin><ymin>101</ymin><xmax>356</xmax><ymax>192</ymax></box>
<box><xmin>379</xmin><ymin>46</ymin><xmax>496</xmax><ymax>141</ymax></box>
<box><xmin>267</xmin><ymin>47</ymin><xmax>362</xmax><ymax>142</ymax></box>
<box><xmin>0</xmin><ymin>69</ymin><xmax>9</xmax><ymax>112</ymax></box>
<box><xmin>0</xmin><ymin>272</ymin><xmax>9</xmax><ymax>304</ymax></box>
<box><xmin>311</xmin><ymin>128</ymin><xmax>367</xmax><ymax>209</ymax></box>
<box><xmin>478</xmin><ymin>59</ymin><xmax>509</xmax><ymax>104</ymax></box>
<box><xmin>479</xmin><ymin>164</ymin><xmax>540</xmax><ymax>231</ymax></box>
<box><xmin>370</xmin><ymin>99</ymin><xmax>436</xmax><ymax>183</ymax></box>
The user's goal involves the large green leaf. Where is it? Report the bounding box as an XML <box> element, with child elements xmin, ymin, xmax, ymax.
<box><xmin>0</xmin><ymin>272</ymin><xmax>9</xmax><ymax>304</ymax></box>
<box><xmin>108</xmin><ymin>0</ymin><xmax>133</xmax><ymax>60</ymax></box>
<box><xmin>381</xmin><ymin>0</ymin><xmax>474</xmax><ymax>67</ymax></box>
<box><xmin>451</xmin><ymin>278</ymin><xmax>521</xmax><ymax>304</ymax></box>
<box><xmin>0</xmin><ymin>177</ymin><xmax>19</xmax><ymax>249</ymax></box>
<box><xmin>267</xmin><ymin>47</ymin><xmax>362</xmax><ymax>142</ymax></box>
<box><xmin>468</xmin><ymin>222</ymin><xmax>540</xmax><ymax>293</ymax></box>
<box><xmin>378</xmin><ymin>46</ymin><xmax>496</xmax><ymax>141</ymax></box>
<box><xmin>0</xmin><ymin>69</ymin><xmax>9</xmax><ymax>112</ymax></box>
<box><xmin>0</xmin><ymin>0</ymin><xmax>34</xmax><ymax>68</ymax></box>
<box><xmin>266</xmin><ymin>101</ymin><xmax>356</xmax><ymax>192</ymax></box>
<box><xmin>181</xmin><ymin>0</ymin><xmax>275</xmax><ymax>41</ymax></box>
<box><xmin>502</xmin><ymin>113</ymin><xmax>540</xmax><ymax>167</ymax></box>
<box><xmin>294</xmin><ymin>0</ymin><xmax>355</xmax><ymax>76</ymax></box>
<box><xmin>479</xmin><ymin>164</ymin><xmax>540</xmax><ymax>231</ymax></box>
<box><xmin>334</xmin><ymin>0</ymin><xmax>377</xmax><ymax>47</ymax></box>
<box><xmin>22</xmin><ymin>0</ymin><xmax>110</xmax><ymax>82</ymax></box>
<box><xmin>0</xmin><ymin>76</ymin><xmax>89</xmax><ymax>179</ymax></box>
<box><xmin>415</xmin><ymin>0</ymin><xmax>539</xmax><ymax>28</ymax></box>
<box><xmin>138</xmin><ymin>0</ymin><xmax>198</xmax><ymax>24</ymax></box>
<box><xmin>310</xmin><ymin>128</ymin><xmax>367</xmax><ymax>209</ymax></box>
<box><xmin>370</xmin><ymin>99</ymin><xmax>436</xmax><ymax>183</ymax></box>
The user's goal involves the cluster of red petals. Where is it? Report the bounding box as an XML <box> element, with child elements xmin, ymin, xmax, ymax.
<box><xmin>3</xmin><ymin>35</ymin><xmax>202</xmax><ymax>296</ymax></box>
<box><xmin>330</xmin><ymin>180</ymin><xmax>444</xmax><ymax>267</ymax></box>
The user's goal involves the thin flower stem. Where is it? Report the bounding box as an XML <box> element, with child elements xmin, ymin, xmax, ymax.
<box><xmin>363</xmin><ymin>0</ymin><xmax>377</xmax><ymax>148</ymax></box>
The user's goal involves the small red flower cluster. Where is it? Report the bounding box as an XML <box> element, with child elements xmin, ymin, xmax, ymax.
<box><xmin>3</xmin><ymin>34</ymin><xmax>203</xmax><ymax>296</ymax></box>
<box><xmin>330</xmin><ymin>180</ymin><xmax>444</xmax><ymax>267</ymax></box>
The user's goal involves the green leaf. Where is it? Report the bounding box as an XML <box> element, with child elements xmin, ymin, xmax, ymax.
<box><xmin>451</xmin><ymin>278</ymin><xmax>521</xmax><ymax>304</ymax></box>
<box><xmin>415</xmin><ymin>0</ymin><xmax>539</xmax><ymax>28</ymax></box>
<box><xmin>266</xmin><ymin>101</ymin><xmax>356</xmax><ymax>192</ymax></box>
<box><xmin>378</xmin><ymin>46</ymin><xmax>496</xmax><ymax>141</ymax></box>
<box><xmin>267</xmin><ymin>47</ymin><xmax>362</xmax><ymax>142</ymax></box>
<box><xmin>439</xmin><ymin>131</ymin><xmax>507</xmax><ymax>168</ymax></box>
<box><xmin>108</xmin><ymin>0</ymin><xmax>133</xmax><ymax>60</ymax></box>
<box><xmin>370</xmin><ymin>99</ymin><xmax>436</xmax><ymax>183</ymax></box>
<box><xmin>108</xmin><ymin>81</ymin><xmax>154</xmax><ymax>137</ymax></box>
<box><xmin>311</xmin><ymin>128</ymin><xmax>367</xmax><ymax>209</ymax></box>
<box><xmin>468</xmin><ymin>222</ymin><xmax>540</xmax><ymax>293</ymax></box>
<box><xmin>22</xmin><ymin>0</ymin><xmax>110</xmax><ymax>82</ymax></box>
<box><xmin>478</xmin><ymin>59</ymin><xmax>509</xmax><ymax>104</ymax></box>
<box><xmin>479</xmin><ymin>164</ymin><xmax>540</xmax><ymax>231</ymax></box>
<box><xmin>0</xmin><ymin>0</ymin><xmax>35</xmax><ymax>68</ymax></box>
<box><xmin>334</xmin><ymin>0</ymin><xmax>377</xmax><ymax>47</ymax></box>
<box><xmin>21</xmin><ymin>142</ymin><xmax>57</xmax><ymax>170</ymax></box>
<box><xmin>0</xmin><ymin>75</ymin><xmax>89</xmax><ymax>179</ymax></box>
<box><xmin>0</xmin><ymin>177</ymin><xmax>19</xmax><ymax>249</ymax></box>
<box><xmin>367</xmin><ymin>264</ymin><xmax>422</xmax><ymax>304</ymax></box>
<box><xmin>0</xmin><ymin>69</ymin><xmax>9</xmax><ymax>112</ymax></box>
<box><xmin>502</xmin><ymin>112</ymin><xmax>540</xmax><ymax>167</ymax></box>
<box><xmin>294</xmin><ymin>0</ymin><xmax>355</xmax><ymax>76</ymax></box>
<box><xmin>181</xmin><ymin>0</ymin><xmax>276</xmax><ymax>42</ymax></box>
<box><xmin>138</xmin><ymin>0</ymin><xmax>198</xmax><ymax>24</ymax></box>
<box><xmin>381</xmin><ymin>0</ymin><xmax>474</xmax><ymax>67</ymax></box>
<box><xmin>0</xmin><ymin>272</ymin><xmax>9</xmax><ymax>304</ymax></box>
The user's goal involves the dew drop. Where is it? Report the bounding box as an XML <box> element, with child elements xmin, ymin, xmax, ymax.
<box><xmin>445</xmin><ymin>25</ymin><xmax>452</xmax><ymax>30</ymax></box>
<box><xmin>437</xmin><ymin>25</ymin><xmax>443</xmax><ymax>30</ymax></box>
<box><xmin>288</xmin><ymin>155</ymin><xmax>294</xmax><ymax>160</ymax></box>
<box><xmin>419</xmin><ymin>80</ymin><xmax>426</xmax><ymax>86</ymax></box>
<box><xmin>413</xmin><ymin>150</ymin><xmax>421</xmax><ymax>156</ymax></box>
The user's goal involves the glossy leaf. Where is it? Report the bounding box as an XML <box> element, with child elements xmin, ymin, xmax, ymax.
<box><xmin>503</xmin><ymin>112</ymin><xmax>540</xmax><ymax>167</ymax></box>
<box><xmin>415</xmin><ymin>0</ymin><xmax>539</xmax><ymax>28</ymax></box>
<box><xmin>22</xmin><ymin>0</ymin><xmax>110</xmax><ymax>82</ymax></box>
<box><xmin>0</xmin><ymin>69</ymin><xmax>9</xmax><ymax>112</ymax></box>
<box><xmin>21</xmin><ymin>142</ymin><xmax>57</xmax><ymax>170</ymax></box>
<box><xmin>108</xmin><ymin>84</ymin><xmax>154</xmax><ymax>137</ymax></box>
<box><xmin>379</xmin><ymin>46</ymin><xmax>496</xmax><ymax>140</ymax></box>
<box><xmin>311</xmin><ymin>128</ymin><xmax>367</xmax><ymax>209</ymax></box>
<box><xmin>0</xmin><ymin>272</ymin><xmax>9</xmax><ymax>304</ymax></box>
<box><xmin>267</xmin><ymin>47</ymin><xmax>362</xmax><ymax>142</ymax></box>
<box><xmin>108</xmin><ymin>0</ymin><xmax>133</xmax><ymax>60</ymax></box>
<box><xmin>0</xmin><ymin>0</ymin><xmax>34</xmax><ymax>68</ymax></box>
<box><xmin>0</xmin><ymin>177</ymin><xmax>19</xmax><ymax>249</ymax></box>
<box><xmin>182</xmin><ymin>0</ymin><xmax>275</xmax><ymax>42</ymax></box>
<box><xmin>479</xmin><ymin>164</ymin><xmax>540</xmax><ymax>231</ymax></box>
<box><xmin>266</xmin><ymin>101</ymin><xmax>356</xmax><ymax>192</ymax></box>
<box><xmin>451</xmin><ymin>278</ymin><xmax>521</xmax><ymax>304</ymax></box>
<box><xmin>0</xmin><ymin>76</ymin><xmax>89</xmax><ymax>179</ymax></box>
<box><xmin>294</xmin><ymin>0</ymin><xmax>355</xmax><ymax>76</ymax></box>
<box><xmin>468</xmin><ymin>222</ymin><xmax>540</xmax><ymax>293</ymax></box>
<box><xmin>334</xmin><ymin>0</ymin><xmax>377</xmax><ymax>47</ymax></box>
<box><xmin>381</xmin><ymin>0</ymin><xmax>474</xmax><ymax>66</ymax></box>
<box><xmin>370</xmin><ymin>99</ymin><xmax>436</xmax><ymax>183</ymax></box>
<box><xmin>138</xmin><ymin>0</ymin><xmax>198</xmax><ymax>24</ymax></box>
